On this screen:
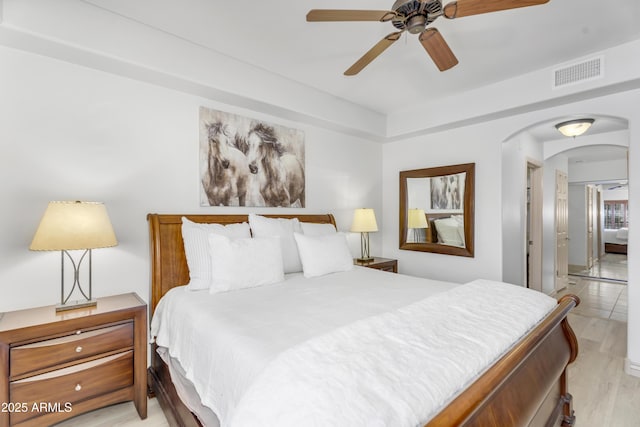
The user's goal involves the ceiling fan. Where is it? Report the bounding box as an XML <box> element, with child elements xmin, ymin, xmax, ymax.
<box><xmin>306</xmin><ymin>0</ymin><xmax>549</xmax><ymax>75</ymax></box>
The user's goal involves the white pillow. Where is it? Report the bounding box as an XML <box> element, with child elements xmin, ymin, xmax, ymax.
<box><xmin>450</xmin><ymin>215</ymin><xmax>464</xmax><ymax>226</ymax></box>
<box><xmin>301</xmin><ymin>222</ymin><xmax>337</xmax><ymax>236</ymax></box>
<box><xmin>181</xmin><ymin>217</ymin><xmax>251</xmax><ymax>290</ymax></box>
<box><xmin>616</xmin><ymin>228</ymin><xmax>629</xmax><ymax>240</ymax></box>
<box><xmin>249</xmin><ymin>214</ymin><xmax>303</xmax><ymax>273</ymax></box>
<box><xmin>208</xmin><ymin>234</ymin><xmax>284</xmax><ymax>294</ymax></box>
<box><xmin>433</xmin><ymin>219</ymin><xmax>464</xmax><ymax>247</ymax></box>
<box><xmin>293</xmin><ymin>232</ymin><xmax>353</xmax><ymax>278</ymax></box>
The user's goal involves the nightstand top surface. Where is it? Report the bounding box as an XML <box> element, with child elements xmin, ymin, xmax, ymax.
<box><xmin>354</xmin><ymin>256</ymin><xmax>396</xmax><ymax>266</ymax></box>
<box><xmin>0</xmin><ymin>293</ymin><xmax>145</xmax><ymax>332</ymax></box>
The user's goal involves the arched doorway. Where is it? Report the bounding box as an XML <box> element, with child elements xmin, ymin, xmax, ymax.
<box><xmin>501</xmin><ymin>115</ymin><xmax>629</xmax><ymax>299</ymax></box>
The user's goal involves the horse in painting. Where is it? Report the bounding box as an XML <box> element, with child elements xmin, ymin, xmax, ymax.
<box><xmin>201</xmin><ymin>121</ymin><xmax>249</xmax><ymax>206</ymax></box>
<box><xmin>246</xmin><ymin>122</ymin><xmax>305</xmax><ymax>207</ymax></box>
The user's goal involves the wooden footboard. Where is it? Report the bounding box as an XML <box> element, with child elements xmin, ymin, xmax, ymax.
<box><xmin>426</xmin><ymin>294</ymin><xmax>579</xmax><ymax>427</ymax></box>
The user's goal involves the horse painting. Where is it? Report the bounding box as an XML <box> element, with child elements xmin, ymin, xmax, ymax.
<box><xmin>201</xmin><ymin>121</ymin><xmax>249</xmax><ymax>206</ymax></box>
<box><xmin>246</xmin><ymin>122</ymin><xmax>305</xmax><ymax>207</ymax></box>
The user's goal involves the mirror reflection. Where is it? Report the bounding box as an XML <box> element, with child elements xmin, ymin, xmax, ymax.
<box><xmin>400</xmin><ymin>163</ymin><xmax>474</xmax><ymax>257</ymax></box>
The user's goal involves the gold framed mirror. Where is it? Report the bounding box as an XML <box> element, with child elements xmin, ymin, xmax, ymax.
<box><xmin>399</xmin><ymin>163</ymin><xmax>475</xmax><ymax>257</ymax></box>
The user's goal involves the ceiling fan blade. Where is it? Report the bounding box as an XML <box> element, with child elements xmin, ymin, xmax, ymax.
<box><xmin>419</xmin><ymin>28</ymin><xmax>458</xmax><ymax>71</ymax></box>
<box><xmin>443</xmin><ymin>0</ymin><xmax>549</xmax><ymax>19</ymax></box>
<box><xmin>306</xmin><ymin>10</ymin><xmax>396</xmax><ymax>22</ymax></box>
<box><xmin>344</xmin><ymin>32</ymin><xmax>403</xmax><ymax>76</ymax></box>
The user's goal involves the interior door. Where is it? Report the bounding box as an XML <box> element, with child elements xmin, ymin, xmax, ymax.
<box><xmin>597</xmin><ymin>190</ymin><xmax>603</xmax><ymax>259</ymax></box>
<box><xmin>555</xmin><ymin>171</ymin><xmax>569</xmax><ymax>292</ymax></box>
<box><xmin>586</xmin><ymin>185</ymin><xmax>594</xmax><ymax>269</ymax></box>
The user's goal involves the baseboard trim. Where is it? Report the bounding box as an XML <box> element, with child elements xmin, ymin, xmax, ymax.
<box><xmin>625</xmin><ymin>358</ymin><xmax>640</xmax><ymax>378</ymax></box>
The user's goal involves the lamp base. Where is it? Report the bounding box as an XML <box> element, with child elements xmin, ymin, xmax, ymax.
<box><xmin>356</xmin><ymin>257</ymin><xmax>375</xmax><ymax>263</ymax></box>
<box><xmin>56</xmin><ymin>299</ymin><xmax>97</xmax><ymax>312</ymax></box>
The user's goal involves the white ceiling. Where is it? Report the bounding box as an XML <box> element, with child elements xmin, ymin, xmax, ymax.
<box><xmin>564</xmin><ymin>144</ymin><xmax>628</xmax><ymax>164</ymax></box>
<box><xmin>525</xmin><ymin>115</ymin><xmax>629</xmax><ymax>164</ymax></box>
<box><xmin>84</xmin><ymin>0</ymin><xmax>640</xmax><ymax>115</ymax></box>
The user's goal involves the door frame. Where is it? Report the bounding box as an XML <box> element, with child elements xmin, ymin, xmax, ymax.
<box><xmin>526</xmin><ymin>159</ymin><xmax>543</xmax><ymax>291</ymax></box>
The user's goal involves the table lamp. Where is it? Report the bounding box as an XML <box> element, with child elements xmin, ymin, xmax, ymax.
<box><xmin>30</xmin><ymin>201</ymin><xmax>118</xmax><ymax>311</ymax></box>
<box><xmin>407</xmin><ymin>208</ymin><xmax>429</xmax><ymax>243</ymax></box>
<box><xmin>351</xmin><ymin>208</ymin><xmax>378</xmax><ymax>262</ymax></box>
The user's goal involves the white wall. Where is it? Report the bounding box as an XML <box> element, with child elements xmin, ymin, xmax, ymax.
<box><xmin>0</xmin><ymin>46</ymin><xmax>382</xmax><ymax>312</ymax></box>
<box><xmin>603</xmin><ymin>186</ymin><xmax>629</xmax><ymax>201</ymax></box>
<box><xmin>501</xmin><ymin>132</ymin><xmax>543</xmax><ymax>286</ymax></box>
<box><xmin>381</xmin><ymin>121</ymin><xmax>503</xmax><ymax>284</ymax></box>
<box><xmin>569</xmin><ymin>158</ymin><xmax>628</xmax><ymax>183</ymax></box>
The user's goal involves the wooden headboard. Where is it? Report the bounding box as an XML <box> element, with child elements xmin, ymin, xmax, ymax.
<box><xmin>147</xmin><ymin>213</ymin><xmax>336</xmax><ymax>315</ymax></box>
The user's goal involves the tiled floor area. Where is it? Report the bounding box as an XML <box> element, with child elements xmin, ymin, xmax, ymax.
<box><xmin>568</xmin><ymin>253</ymin><xmax>628</xmax><ymax>282</ymax></box>
<box><xmin>557</xmin><ymin>278</ymin><xmax>627</xmax><ymax>321</ymax></box>
<box><xmin>560</xmin><ymin>252</ymin><xmax>628</xmax><ymax>322</ymax></box>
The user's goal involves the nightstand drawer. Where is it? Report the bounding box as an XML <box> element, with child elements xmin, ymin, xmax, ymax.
<box><xmin>377</xmin><ymin>264</ymin><xmax>396</xmax><ymax>272</ymax></box>
<box><xmin>10</xmin><ymin>351</ymin><xmax>133</xmax><ymax>425</ymax></box>
<box><xmin>10</xmin><ymin>323</ymin><xmax>133</xmax><ymax>379</ymax></box>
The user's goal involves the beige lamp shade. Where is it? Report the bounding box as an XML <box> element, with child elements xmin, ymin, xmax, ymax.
<box><xmin>350</xmin><ymin>208</ymin><xmax>378</xmax><ymax>233</ymax></box>
<box><xmin>407</xmin><ymin>209</ymin><xmax>429</xmax><ymax>229</ymax></box>
<box><xmin>30</xmin><ymin>201</ymin><xmax>118</xmax><ymax>251</ymax></box>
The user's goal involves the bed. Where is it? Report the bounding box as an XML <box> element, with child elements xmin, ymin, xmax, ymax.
<box><xmin>147</xmin><ymin>213</ymin><xmax>580</xmax><ymax>427</ymax></box>
<box><xmin>604</xmin><ymin>228</ymin><xmax>628</xmax><ymax>254</ymax></box>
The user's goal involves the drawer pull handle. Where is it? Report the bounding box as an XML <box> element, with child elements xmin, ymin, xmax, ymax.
<box><xmin>76</xmin><ymin>330</ymin><xmax>82</xmax><ymax>335</ymax></box>
<box><xmin>75</xmin><ymin>346</ymin><xmax>83</xmax><ymax>353</ymax></box>
<box><xmin>75</xmin><ymin>384</ymin><xmax>82</xmax><ymax>392</ymax></box>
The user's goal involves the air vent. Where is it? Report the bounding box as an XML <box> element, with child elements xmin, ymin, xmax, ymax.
<box><xmin>553</xmin><ymin>56</ymin><xmax>603</xmax><ymax>89</ymax></box>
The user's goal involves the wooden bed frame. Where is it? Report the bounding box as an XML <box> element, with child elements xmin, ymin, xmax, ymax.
<box><xmin>605</xmin><ymin>242</ymin><xmax>628</xmax><ymax>255</ymax></box>
<box><xmin>147</xmin><ymin>213</ymin><xmax>580</xmax><ymax>427</ymax></box>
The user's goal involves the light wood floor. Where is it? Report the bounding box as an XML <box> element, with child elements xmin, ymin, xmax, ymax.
<box><xmin>567</xmin><ymin>312</ymin><xmax>640</xmax><ymax>426</ymax></box>
<box><xmin>54</xmin><ymin>397</ymin><xmax>168</xmax><ymax>427</ymax></box>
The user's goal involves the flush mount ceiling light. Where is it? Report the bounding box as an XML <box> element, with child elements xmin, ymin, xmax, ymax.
<box><xmin>555</xmin><ymin>118</ymin><xmax>595</xmax><ymax>137</ymax></box>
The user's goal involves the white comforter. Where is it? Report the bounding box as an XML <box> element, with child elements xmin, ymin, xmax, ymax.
<box><xmin>229</xmin><ymin>279</ymin><xmax>556</xmax><ymax>427</ymax></box>
<box><xmin>151</xmin><ymin>270</ymin><xmax>556</xmax><ymax>427</ymax></box>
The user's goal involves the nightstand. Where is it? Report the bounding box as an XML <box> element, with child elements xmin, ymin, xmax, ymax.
<box><xmin>0</xmin><ymin>293</ymin><xmax>147</xmax><ymax>427</ymax></box>
<box><xmin>354</xmin><ymin>257</ymin><xmax>398</xmax><ymax>273</ymax></box>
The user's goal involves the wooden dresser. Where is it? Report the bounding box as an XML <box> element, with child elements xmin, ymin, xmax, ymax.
<box><xmin>0</xmin><ymin>293</ymin><xmax>147</xmax><ymax>427</ymax></box>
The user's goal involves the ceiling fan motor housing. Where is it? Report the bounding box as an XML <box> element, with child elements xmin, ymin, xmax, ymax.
<box><xmin>392</xmin><ymin>0</ymin><xmax>443</xmax><ymax>33</ymax></box>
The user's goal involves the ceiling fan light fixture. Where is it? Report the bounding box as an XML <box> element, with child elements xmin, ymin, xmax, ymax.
<box><xmin>407</xmin><ymin>15</ymin><xmax>427</xmax><ymax>33</ymax></box>
<box><xmin>555</xmin><ymin>118</ymin><xmax>595</xmax><ymax>137</ymax></box>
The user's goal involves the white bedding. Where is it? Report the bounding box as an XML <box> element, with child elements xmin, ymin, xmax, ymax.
<box><xmin>604</xmin><ymin>227</ymin><xmax>628</xmax><ymax>244</ymax></box>
<box><xmin>151</xmin><ymin>268</ymin><xmax>556</xmax><ymax>427</ymax></box>
<box><xmin>230</xmin><ymin>279</ymin><xmax>556</xmax><ymax>427</ymax></box>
